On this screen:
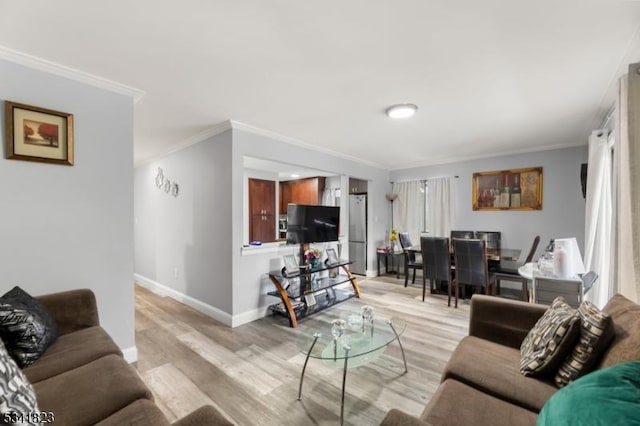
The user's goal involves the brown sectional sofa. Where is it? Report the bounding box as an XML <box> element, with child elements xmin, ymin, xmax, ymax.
<box><xmin>381</xmin><ymin>293</ymin><xmax>640</xmax><ymax>426</ymax></box>
<box><xmin>24</xmin><ymin>289</ymin><xmax>232</xmax><ymax>426</ymax></box>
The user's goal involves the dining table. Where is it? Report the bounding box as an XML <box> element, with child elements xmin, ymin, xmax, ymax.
<box><xmin>486</xmin><ymin>248</ymin><xmax>521</xmax><ymax>262</ymax></box>
<box><xmin>401</xmin><ymin>245</ymin><xmax>522</xmax><ymax>295</ymax></box>
<box><xmin>403</xmin><ymin>246</ymin><xmax>522</xmax><ymax>262</ymax></box>
<box><xmin>404</xmin><ymin>245</ymin><xmax>522</xmax><ymax>275</ymax></box>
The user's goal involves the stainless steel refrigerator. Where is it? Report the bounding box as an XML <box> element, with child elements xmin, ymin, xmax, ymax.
<box><xmin>348</xmin><ymin>194</ymin><xmax>367</xmax><ymax>275</ymax></box>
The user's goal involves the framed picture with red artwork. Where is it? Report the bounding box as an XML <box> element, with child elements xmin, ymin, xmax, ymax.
<box><xmin>4</xmin><ymin>101</ymin><xmax>74</xmax><ymax>165</ymax></box>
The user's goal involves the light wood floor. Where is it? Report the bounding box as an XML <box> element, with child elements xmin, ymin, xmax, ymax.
<box><xmin>134</xmin><ymin>276</ymin><xmax>470</xmax><ymax>425</ymax></box>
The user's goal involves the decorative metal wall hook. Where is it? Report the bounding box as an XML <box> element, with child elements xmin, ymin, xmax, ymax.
<box><xmin>154</xmin><ymin>167</ymin><xmax>179</xmax><ymax>197</ymax></box>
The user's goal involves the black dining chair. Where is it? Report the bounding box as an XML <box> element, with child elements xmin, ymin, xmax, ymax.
<box><xmin>475</xmin><ymin>231</ymin><xmax>501</xmax><ymax>250</ymax></box>
<box><xmin>476</xmin><ymin>231</ymin><xmax>502</xmax><ymax>271</ymax></box>
<box><xmin>453</xmin><ymin>239</ymin><xmax>496</xmax><ymax>306</ymax></box>
<box><xmin>450</xmin><ymin>230</ymin><xmax>475</xmax><ymax>252</ymax></box>
<box><xmin>494</xmin><ymin>235</ymin><xmax>540</xmax><ymax>301</ymax></box>
<box><xmin>420</xmin><ymin>236</ymin><xmax>454</xmax><ymax>305</ymax></box>
<box><xmin>399</xmin><ymin>232</ymin><xmax>423</xmax><ymax>287</ymax></box>
<box><xmin>450</xmin><ymin>230</ymin><xmax>475</xmax><ymax>240</ymax></box>
<box><xmin>581</xmin><ymin>271</ymin><xmax>599</xmax><ymax>295</ymax></box>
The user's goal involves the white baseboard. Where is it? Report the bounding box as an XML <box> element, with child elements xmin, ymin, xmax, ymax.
<box><xmin>122</xmin><ymin>346</ymin><xmax>138</xmax><ymax>364</ymax></box>
<box><xmin>231</xmin><ymin>306</ymin><xmax>270</xmax><ymax>327</ymax></box>
<box><xmin>134</xmin><ymin>273</ymin><xmax>233</xmax><ymax>327</ymax></box>
<box><xmin>366</xmin><ymin>269</ymin><xmax>377</xmax><ymax>278</ymax></box>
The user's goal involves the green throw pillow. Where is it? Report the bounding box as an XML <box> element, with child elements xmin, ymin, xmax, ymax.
<box><xmin>537</xmin><ymin>361</ymin><xmax>640</xmax><ymax>426</ymax></box>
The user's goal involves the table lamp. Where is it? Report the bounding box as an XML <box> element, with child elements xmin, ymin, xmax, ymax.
<box><xmin>553</xmin><ymin>237</ymin><xmax>585</xmax><ymax>278</ymax></box>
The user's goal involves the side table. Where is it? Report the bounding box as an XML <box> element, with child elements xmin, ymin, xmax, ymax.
<box><xmin>376</xmin><ymin>248</ymin><xmax>405</xmax><ymax>279</ymax></box>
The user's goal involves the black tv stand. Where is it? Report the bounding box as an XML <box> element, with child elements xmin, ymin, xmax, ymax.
<box><xmin>267</xmin><ymin>259</ymin><xmax>361</xmax><ymax>328</ymax></box>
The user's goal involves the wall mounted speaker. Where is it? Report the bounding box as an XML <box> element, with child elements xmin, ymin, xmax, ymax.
<box><xmin>580</xmin><ymin>163</ymin><xmax>588</xmax><ymax>199</ymax></box>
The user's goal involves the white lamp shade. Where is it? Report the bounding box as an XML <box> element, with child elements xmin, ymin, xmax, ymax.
<box><xmin>554</xmin><ymin>238</ymin><xmax>585</xmax><ymax>278</ymax></box>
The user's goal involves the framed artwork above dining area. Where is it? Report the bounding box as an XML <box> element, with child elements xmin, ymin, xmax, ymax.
<box><xmin>472</xmin><ymin>167</ymin><xmax>543</xmax><ymax>211</ymax></box>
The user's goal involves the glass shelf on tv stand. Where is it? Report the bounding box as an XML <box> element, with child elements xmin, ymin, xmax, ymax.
<box><xmin>267</xmin><ymin>260</ymin><xmax>362</xmax><ymax>328</ymax></box>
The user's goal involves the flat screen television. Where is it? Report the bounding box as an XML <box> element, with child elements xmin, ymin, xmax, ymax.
<box><xmin>286</xmin><ymin>204</ymin><xmax>340</xmax><ymax>244</ymax></box>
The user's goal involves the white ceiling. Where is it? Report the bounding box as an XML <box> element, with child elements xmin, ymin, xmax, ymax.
<box><xmin>244</xmin><ymin>156</ymin><xmax>335</xmax><ymax>181</ymax></box>
<box><xmin>1</xmin><ymin>1</ymin><xmax>639</xmax><ymax>169</ymax></box>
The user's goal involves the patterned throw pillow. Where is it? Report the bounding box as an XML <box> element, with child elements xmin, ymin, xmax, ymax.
<box><xmin>520</xmin><ymin>297</ymin><xmax>580</xmax><ymax>377</ymax></box>
<box><xmin>0</xmin><ymin>339</ymin><xmax>41</xmax><ymax>426</ymax></box>
<box><xmin>554</xmin><ymin>300</ymin><xmax>615</xmax><ymax>387</ymax></box>
<box><xmin>0</xmin><ymin>286</ymin><xmax>59</xmax><ymax>367</ymax></box>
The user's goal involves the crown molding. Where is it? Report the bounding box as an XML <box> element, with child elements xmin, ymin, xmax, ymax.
<box><xmin>134</xmin><ymin>121</ymin><xmax>233</xmax><ymax>167</ymax></box>
<box><xmin>134</xmin><ymin>120</ymin><xmax>389</xmax><ymax>170</ymax></box>
<box><xmin>137</xmin><ymin>118</ymin><xmax>584</xmax><ymax>172</ymax></box>
<box><xmin>167</xmin><ymin>121</ymin><xmax>233</xmax><ymax>154</ymax></box>
<box><xmin>228</xmin><ymin>120</ymin><xmax>387</xmax><ymax>170</ymax></box>
<box><xmin>136</xmin><ymin>119</ymin><xmax>388</xmax><ymax>170</ymax></box>
<box><xmin>388</xmin><ymin>141</ymin><xmax>587</xmax><ymax>171</ymax></box>
<box><xmin>0</xmin><ymin>45</ymin><xmax>145</xmax><ymax>102</ymax></box>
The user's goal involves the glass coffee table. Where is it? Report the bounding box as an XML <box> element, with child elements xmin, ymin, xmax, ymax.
<box><xmin>297</xmin><ymin>315</ymin><xmax>407</xmax><ymax>425</ymax></box>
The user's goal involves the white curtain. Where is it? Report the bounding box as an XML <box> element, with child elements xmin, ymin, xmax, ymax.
<box><xmin>426</xmin><ymin>177</ymin><xmax>452</xmax><ymax>238</ymax></box>
<box><xmin>392</xmin><ymin>181</ymin><xmax>423</xmax><ymax>245</ymax></box>
<box><xmin>616</xmin><ymin>69</ymin><xmax>640</xmax><ymax>302</ymax></box>
<box><xmin>584</xmin><ymin>130</ymin><xmax>614</xmax><ymax>307</ymax></box>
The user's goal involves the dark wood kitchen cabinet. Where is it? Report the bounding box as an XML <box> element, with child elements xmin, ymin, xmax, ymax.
<box><xmin>279</xmin><ymin>177</ymin><xmax>325</xmax><ymax>213</ymax></box>
<box><xmin>348</xmin><ymin>178</ymin><xmax>368</xmax><ymax>194</ymax></box>
<box><xmin>249</xmin><ymin>178</ymin><xmax>276</xmax><ymax>243</ymax></box>
<box><xmin>279</xmin><ymin>181</ymin><xmax>292</xmax><ymax>214</ymax></box>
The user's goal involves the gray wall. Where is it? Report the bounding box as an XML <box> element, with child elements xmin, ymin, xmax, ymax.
<box><xmin>134</xmin><ymin>131</ymin><xmax>233</xmax><ymax>315</ymax></box>
<box><xmin>134</xmin><ymin>127</ymin><xmax>391</xmax><ymax>325</ymax></box>
<box><xmin>231</xmin><ymin>128</ymin><xmax>391</xmax><ymax>319</ymax></box>
<box><xmin>0</xmin><ymin>59</ymin><xmax>135</xmax><ymax>352</ymax></box>
<box><xmin>390</xmin><ymin>146</ymin><xmax>588</xmax><ymax>260</ymax></box>
<box><xmin>133</xmin><ymin>126</ymin><xmax>587</xmax><ymax>325</ymax></box>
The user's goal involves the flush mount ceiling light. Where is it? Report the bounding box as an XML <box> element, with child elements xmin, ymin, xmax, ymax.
<box><xmin>385</xmin><ymin>103</ymin><xmax>418</xmax><ymax>119</ymax></box>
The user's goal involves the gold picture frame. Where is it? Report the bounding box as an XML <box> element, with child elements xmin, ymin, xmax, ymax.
<box><xmin>472</xmin><ymin>167</ymin><xmax>542</xmax><ymax>211</ymax></box>
<box><xmin>4</xmin><ymin>101</ymin><xmax>74</xmax><ymax>166</ymax></box>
